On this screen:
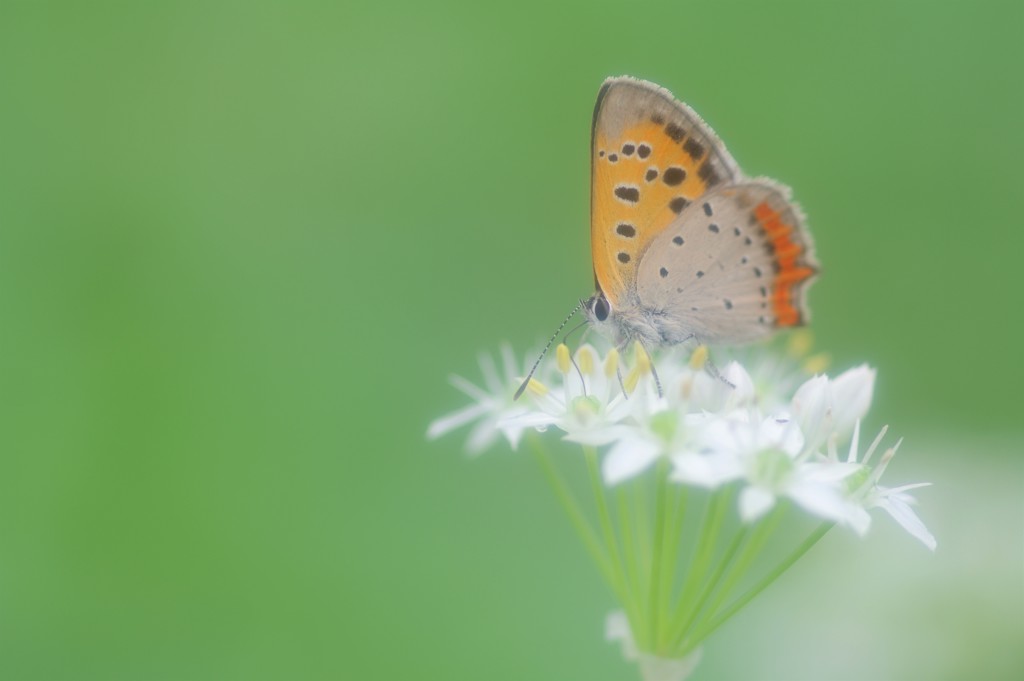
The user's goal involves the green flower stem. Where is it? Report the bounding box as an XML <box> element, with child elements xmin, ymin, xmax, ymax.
<box><xmin>667</xmin><ymin>487</ymin><xmax>733</xmax><ymax>639</ymax></box>
<box><xmin>702</xmin><ymin>503</ymin><xmax>787</xmax><ymax>622</ymax></box>
<box><xmin>669</xmin><ymin>521</ymin><xmax>748</xmax><ymax>649</ymax></box>
<box><xmin>583</xmin><ymin>446</ymin><xmax>632</xmax><ymax>624</ymax></box>
<box><xmin>684</xmin><ymin>522</ymin><xmax>834</xmax><ymax>651</ymax></box>
<box><xmin>633</xmin><ymin>477</ymin><xmax>652</xmax><ymax>578</ymax></box>
<box><xmin>616</xmin><ymin>486</ymin><xmax>647</xmax><ymax>646</ymax></box>
<box><xmin>647</xmin><ymin>459</ymin><xmax>671</xmax><ymax>649</ymax></box>
<box><xmin>655</xmin><ymin>483</ymin><xmax>688</xmax><ymax>651</ymax></box>
<box><xmin>527</xmin><ymin>435</ymin><xmax>615</xmax><ymax>592</ymax></box>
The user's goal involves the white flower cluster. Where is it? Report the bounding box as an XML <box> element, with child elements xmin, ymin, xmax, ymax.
<box><xmin>429</xmin><ymin>343</ymin><xmax>935</xmax><ymax>550</ymax></box>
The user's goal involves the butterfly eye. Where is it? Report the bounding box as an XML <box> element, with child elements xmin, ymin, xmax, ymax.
<box><xmin>593</xmin><ymin>296</ymin><xmax>610</xmax><ymax>322</ymax></box>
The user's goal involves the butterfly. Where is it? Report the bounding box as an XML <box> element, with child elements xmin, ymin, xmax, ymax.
<box><xmin>515</xmin><ymin>76</ymin><xmax>818</xmax><ymax>399</ymax></box>
<box><xmin>584</xmin><ymin>76</ymin><xmax>817</xmax><ymax>348</ymax></box>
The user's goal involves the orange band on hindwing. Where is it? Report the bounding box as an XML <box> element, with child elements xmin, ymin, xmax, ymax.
<box><xmin>754</xmin><ymin>202</ymin><xmax>816</xmax><ymax>327</ymax></box>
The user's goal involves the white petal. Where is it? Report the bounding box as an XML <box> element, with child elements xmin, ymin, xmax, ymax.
<box><xmin>787</xmin><ymin>480</ymin><xmax>862</xmax><ymax>524</ymax></box>
<box><xmin>671</xmin><ymin>452</ymin><xmax>743</xmax><ymax>488</ymax></box>
<box><xmin>499</xmin><ymin>343</ymin><xmax>520</xmax><ymax>383</ymax></box>
<box><xmin>465</xmin><ymin>418</ymin><xmax>500</xmax><ymax>455</ymax></box>
<box><xmin>721</xmin><ymin>361</ymin><xmax>755</xmax><ymax>406</ymax></box>
<box><xmin>426</xmin><ymin>403</ymin><xmax>489</xmax><ymax>440</ymax></box>
<box><xmin>885</xmin><ymin>481</ymin><xmax>932</xmax><ymax>495</ymax></box>
<box><xmin>802</xmin><ymin>461</ymin><xmax>863</xmax><ymax>484</ymax></box>
<box><xmin>688</xmin><ymin>371</ymin><xmax>730</xmax><ymax>412</ymax></box>
<box><xmin>478</xmin><ymin>351</ymin><xmax>503</xmax><ymax>394</ymax></box>
<box><xmin>603</xmin><ymin>437</ymin><xmax>662</xmax><ymax>486</ymax></box>
<box><xmin>845</xmin><ymin>505</ymin><xmax>873</xmax><ymax>536</ymax></box>
<box><xmin>502</xmin><ymin>424</ymin><xmax>527</xmax><ymax>450</ymax></box>
<box><xmin>448</xmin><ymin>374</ymin><xmax>491</xmax><ymax>402</ymax></box>
<box><xmin>830</xmin><ymin>365</ymin><xmax>875</xmax><ymax>437</ymax></box>
<box><xmin>791</xmin><ymin>374</ymin><xmax>830</xmax><ymax>450</ymax></box>
<box><xmin>499</xmin><ymin>411</ymin><xmax>555</xmax><ymax>429</ymax></box>
<box><xmin>565</xmin><ymin>425</ymin><xmax>626</xmax><ymax>447</ymax></box>
<box><xmin>698</xmin><ymin>414</ymin><xmax>751</xmax><ymax>457</ymax></box>
<box><xmin>739</xmin><ymin>486</ymin><xmax>776</xmax><ymax>522</ymax></box>
<box><xmin>758</xmin><ymin>415</ymin><xmax>804</xmax><ymax>456</ymax></box>
<box><xmin>605</xmin><ymin>610</ymin><xmax>638</xmax><ymax>660</ymax></box>
<box><xmin>877</xmin><ymin>493</ymin><xmax>937</xmax><ymax>551</ymax></box>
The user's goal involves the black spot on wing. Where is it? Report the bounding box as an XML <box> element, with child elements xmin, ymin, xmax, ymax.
<box><xmin>683</xmin><ymin>137</ymin><xmax>705</xmax><ymax>161</ymax></box>
<box><xmin>662</xmin><ymin>167</ymin><xmax>686</xmax><ymax>186</ymax></box>
<box><xmin>697</xmin><ymin>161</ymin><xmax>720</xmax><ymax>186</ymax></box>
<box><xmin>614</xmin><ymin>185</ymin><xmax>640</xmax><ymax>203</ymax></box>
<box><xmin>669</xmin><ymin>197</ymin><xmax>689</xmax><ymax>214</ymax></box>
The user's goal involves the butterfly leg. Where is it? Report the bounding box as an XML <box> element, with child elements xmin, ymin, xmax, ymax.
<box><xmin>567</xmin><ymin>352</ymin><xmax>588</xmax><ymax>398</ymax></box>
<box><xmin>615</xmin><ymin>361</ymin><xmax>628</xmax><ymax>400</ymax></box>
<box><xmin>682</xmin><ymin>334</ymin><xmax>736</xmax><ymax>390</ymax></box>
<box><xmin>702</xmin><ymin>350</ymin><xmax>736</xmax><ymax>390</ymax></box>
<box><xmin>616</xmin><ymin>339</ymin><xmax>664</xmax><ymax>399</ymax></box>
<box><xmin>647</xmin><ymin>346</ymin><xmax>664</xmax><ymax>398</ymax></box>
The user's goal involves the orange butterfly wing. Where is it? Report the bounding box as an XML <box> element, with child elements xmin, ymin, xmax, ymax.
<box><xmin>590</xmin><ymin>77</ymin><xmax>741</xmax><ymax>307</ymax></box>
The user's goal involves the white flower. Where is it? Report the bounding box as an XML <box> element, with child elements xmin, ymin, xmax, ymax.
<box><xmin>791</xmin><ymin>365</ymin><xmax>876</xmax><ymax>453</ymax></box>
<box><xmin>678</xmin><ymin>358</ymin><xmax>757</xmax><ymax>414</ymax></box>
<box><xmin>430</xmin><ymin>344</ymin><xmax>934</xmax><ymax>548</ymax></box>
<box><xmin>426</xmin><ymin>345</ymin><xmax>533</xmax><ymax>454</ymax></box>
<box><xmin>675</xmin><ymin>410</ymin><xmax>864</xmax><ymax>524</ymax></box>
<box><xmin>592</xmin><ymin>348</ymin><xmax>760</xmax><ymax>486</ymax></box>
<box><xmin>843</xmin><ymin>422</ymin><xmax>937</xmax><ymax>550</ymax></box>
<box><xmin>598</xmin><ymin>408</ymin><xmax>680</xmax><ymax>485</ymax></box>
<box><xmin>578</xmin><ymin>344</ymin><xmax>687</xmax><ymax>485</ymax></box>
<box><xmin>500</xmin><ymin>344</ymin><xmax>633</xmax><ymax>446</ymax></box>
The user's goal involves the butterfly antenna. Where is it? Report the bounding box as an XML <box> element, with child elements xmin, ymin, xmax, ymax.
<box><xmin>513</xmin><ymin>301</ymin><xmax>583</xmax><ymax>401</ymax></box>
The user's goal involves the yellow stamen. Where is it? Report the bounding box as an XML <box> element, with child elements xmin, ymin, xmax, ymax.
<box><xmin>803</xmin><ymin>352</ymin><xmax>831</xmax><ymax>375</ymax></box>
<box><xmin>604</xmin><ymin>348</ymin><xmax>619</xmax><ymax>378</ymax></box>
<box><xmin>556</xmin><ymin>343</ymin><xmax>571</xmax><ymax>374</ymax></box>
<box><xmin>689</xmin><ymin>345</ymin><xmax>708</xmax><ymax>370</ymax></box>
<box><xmin>633</xmin><ymin>341</ymin><xmax>651</xmax><ymax>374</ymax></box>
<box><xmin>622</xmin><ymin>342</ymin><xmax>651</xmax><ymax>394</ymax></box>
<box><xmin>787</xmin><ymin>329</ymin><xmax>814</xmax><ymax>357</ymax></box>
<box><xmin>526</xmin><ymin>378</ymin><xmax>548</xmax><ymax>397</ymax></box>
<box><xmin>577</xmin><ymin>346</ymin><xmax>594</xmax><ymax>375</ymax></box>
<box><xmin>680</xmin><ymin>376</ymin><xmax>693</xmax><ymax>400</ymax></box>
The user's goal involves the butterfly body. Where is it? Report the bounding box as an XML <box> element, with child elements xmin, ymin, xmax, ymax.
<box><xmin>584</xmin><ymin>77</ymin><xmax>818</xmax><ymax>349</ymax></box>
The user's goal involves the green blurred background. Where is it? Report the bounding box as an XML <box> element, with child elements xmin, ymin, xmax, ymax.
<box><xmin>1</xmin><ymin>1</ymin><xmax>1021</xmax><ymax>679</ymax></box>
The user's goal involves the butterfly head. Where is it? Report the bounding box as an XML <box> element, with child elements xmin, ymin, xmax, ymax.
<box><xmin>582</xmin><ymin>289</ymin><xmax>622</xmax><ymax>341</ymax></box>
